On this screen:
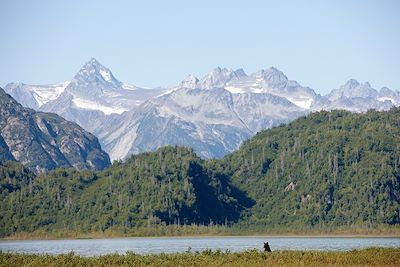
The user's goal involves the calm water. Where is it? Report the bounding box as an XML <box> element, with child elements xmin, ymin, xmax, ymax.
<box><xmin>1</xmin><ymin>236</ymin><xmax>400</xmax><ymax>256</ymax></box>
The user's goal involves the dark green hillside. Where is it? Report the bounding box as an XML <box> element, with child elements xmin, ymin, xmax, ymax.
<box><xmin>0</xmin><ymin>162</ymin><xmax>33</xmax><ymax>195</ymax></box>
<box><xmin>221</xmin><ymin>109</ymin><xmax>400</xmax><ymax>229</ymax></box>
<box><xmin>0</xmin><ymin>147</ymin><xmax>251</xmax><ymax>237</ymax></box>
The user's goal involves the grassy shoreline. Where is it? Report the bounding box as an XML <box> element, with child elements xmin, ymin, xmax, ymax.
<box><xmin>1</xmin><ymin>248</ymin><xmax>400</xmax><ymax>267</ymax></box>
<box><xmin>3</xmin><ymin>225</ymin><xmax>400</xmax><ymax>240</ymax></box>
<box><xmin>3</xmin><ymin>233</ymin><xmax>400</xmax><ymax>241</ymax></box>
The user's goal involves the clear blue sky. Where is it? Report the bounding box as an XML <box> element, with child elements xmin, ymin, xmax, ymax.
<box><xmin>0</xmin><ymin>0</ymin><xmax>399</xmax><ymax>94</ymax></box>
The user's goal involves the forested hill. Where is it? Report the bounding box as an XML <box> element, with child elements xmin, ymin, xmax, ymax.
<box><xmin>1</xmin><ymin>109</ymin><xmax>400</xmax><ymax>237</ymax></box>
<box><xmin>221</xmin><ymin>108</ymin><xmax>400</xmax><ymax>228</ymax></box>
<box><xmin>0</xmin><ymin>147</ymin><xmax>253</xmax><ymax>236</ymax></box>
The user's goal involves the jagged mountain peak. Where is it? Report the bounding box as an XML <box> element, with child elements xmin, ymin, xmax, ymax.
<box><xmin>63</xmin><ymin>58</ymin><xmax>124</xmax><ymax>98</ymax></box>
<box><xmin>341</xmin><ymin>79</ymin><xmax>374</xmax><ymax>93</ymax></box>
<box><xmin>209</xmin><ymin>67</ymin><xmax>233</xmax><ymax>76</ymax></box>
<box><xmin>343</xmin><ymin>79</ymin><xmax>360</xmax><ymax>89</ymax></box>
<box><xmin>380</xmin><ymin>86</ymin><xmax>393</xmax><ymax>94</ymax></box>
<box><xmin>213</xmin><ymin>66</ymin><xmax>222</xmax><ymax>72</ymax></box>
<box><xmin>88</xmin><ymin>57</ymin><xmax>99</xmax><ymax>64</ymax></box>
<box><xmin>328</xmin><ymin>79</ymin><xmax>378</xmax><ymax>101</ymax></box>
<box><xmin>6</xmin><ymin>82</ymin><xmax>24</xmax><ymax>87</ymax></box>
<box><xmin>253</xmin><ymin>67</ymin><xmax>288</xmax><ymax>88</ymax></box>
<box><xmin>200</xmin><ymin>67</ymin><xmax>246</xmax><ymax>89</ymax></box>
<box><xmin>342</xmin><ymin>79</ymin><xmax>373</xmax><ymax>91</ymax></box>
<box><xmin>81</xmin><ymin>57</ymin><xmax>106</xmax><ymax>71</ymax></box>
<box><xmin>73</xmin><ymin>58</ymin><xmax>121</xmax><ymax>86</ymax></box>
<box><xmin>268</xmin><ymin>66</ymin><xmax>284</xmax><ymax>73</ymax></box>
<box><xmin>234</xmin><ymin>68</ymin><xmax>247</xmax><ymax>77</ymax></box>
<box><xmin>180</xmin><ymin>74</ymin><xmax>199</xmax><ymax>89</ymax></box>
<box><xmin>211</xmin><ymin>67</ymin><xmax>247</xmax><ymax>78</ymax></box>
<box><xmin>265</xmin><ymin>66</ymin><xmax>287</xmax><ymax>78</ymax></box>
<box><xmin>364</xmin><ymin>81</ymin><xmax>371</xmax><ymax>88</ymax></box>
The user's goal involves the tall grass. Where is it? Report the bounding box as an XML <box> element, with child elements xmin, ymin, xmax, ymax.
<box><xmin>4</xmin><ymin>224</ymin><xmax>400</xmax><ymax>240</ymax></box>
<box><xmin>1</xmin><ymin>248</ymin><xmax>400</xmax><ymax>267</ymax></box>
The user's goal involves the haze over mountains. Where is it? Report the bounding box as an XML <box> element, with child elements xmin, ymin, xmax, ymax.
<box><xmin>4</xmin><ymin>58</ymin><xmax>399</xmax><ymax>160</ymax></box>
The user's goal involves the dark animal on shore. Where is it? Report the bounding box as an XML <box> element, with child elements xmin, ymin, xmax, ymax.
<box><xmin>264</xmin><ymin>242</ymin><xmax>272</xmax><ymax>252</ymax></box>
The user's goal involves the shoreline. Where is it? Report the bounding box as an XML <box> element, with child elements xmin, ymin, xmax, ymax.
<box><xmin>3</xmin><ymin>231</ymin><xmax>400</xmax><ymax>241</ymax></box>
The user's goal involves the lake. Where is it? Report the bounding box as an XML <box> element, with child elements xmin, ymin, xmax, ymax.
<box><xmin>1</xmin><ymin>236</ymin><xmax>400</xmax><ymax>256</ymax></box>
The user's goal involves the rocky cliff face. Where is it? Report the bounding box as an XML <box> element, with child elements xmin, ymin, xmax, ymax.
<box><xmin>0</xmin><ymin>88</ymin><xmax>110</xmax><ymax>172</ymax></box>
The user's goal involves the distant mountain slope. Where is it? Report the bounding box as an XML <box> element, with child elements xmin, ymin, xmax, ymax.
<box><xmin>3</xmin><ymin>81</ymin><xmax>70</xmax><ymax>109</ymax></box>
<box><xmin>98</xmin><ymin>87</ymin><xmax>304</xmax><ymax>160</ymax></box>
<box><xmin>0</xmin><ymin>88</ymin><xmax>110</xmax><ymax>171</ymax></box>
<box><xmin>321</xmin><ymin>79</ymin><xmax>398</xmax><ymax>112</ymax></box>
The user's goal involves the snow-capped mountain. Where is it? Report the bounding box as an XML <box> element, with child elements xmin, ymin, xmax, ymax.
<box><xmin>199</xmin><ymin>67</ymin><xmax>247</xmax><ymax>89</ymax></box>
<box><xmin>4</xmin><ymin>81</ymin><xmax>70</xmax><ymax>109</ymax></box>
<box><xmin>98</xmin><ymin>87</ymin><xmax>305</xmax><ymax>160</ymax></box>
<box><xmin>44</xmin><ymin>58</ymin><xmax>167</xmax><ymax>115</ymax></box>
<box><xmin>4</xmin><ymin>59</ymin><xmax>168</xmax><ymax>133</ymax></box>
<box><xmin>4</xmin><ymin>58</ymin><xmax>399</xmax><ymax>160</ymax></box>
<box><xmin>378</xmin><ymin>87</ymin><xmax>400</xmax><ymax>105</ymax></box>
<box><xmin>180</xmin><ymin>74</ymin><xmax>199</xmax><ymax>89</ymax></box>
<box><xmin>92</xmin><ymin>66</ymin><xmax>309</xmax><ymax>160</ymax></box>
<box><xmin>328</xmin><ymin>79</ymin><xmax>378</xmax><ymax>101</ymax></box>
<box><xmin>323</xmin><ymin>79</ymin><xmax>397</xmax><ymax>112</ymax></box>
<box><xmin>224</xmin><ymin>67</ymin><xmax>318</xmax><ymax>110</ymax></box>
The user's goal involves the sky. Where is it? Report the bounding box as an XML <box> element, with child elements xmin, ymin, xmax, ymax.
<box><xmin>0</xmin><ymin>0</ymin><xmax>399</xmax><ymax>94</ymax></box>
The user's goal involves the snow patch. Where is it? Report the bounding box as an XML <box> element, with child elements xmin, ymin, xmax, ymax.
<box><xmin>100</xmin><ymin>69</ymin><xmax>112</xmax><ymax>82</ymax></box>
<box><xmin>377</xmin><ymin>97</ymin><xmax>395</xmax><ymax>104</ymax></box>
<box><xmin>122</xmin><ymin>83</ymin><xmax>138</xmax><ymax>90</ymax></box>
<box><xmin>157</xmin><ymin>87</ymin><xmax>178</xmax><ymax>97</ymax></box>
<box><xmin>286</xmin><ymin>97</ymin><xmax>313</xmax><ymax>109</ymax></box>
<box><xmin>72</xmin><ymin>98</ymin><xmax>128</xmax><ymax>115</ymax></box>
<box><xmin>225</xmin><ymin>86</ymin><xmax>245</xmax><ymax>94</ymax></box>
<box><xmin>225</xmin><ymin>86</ymin><xmax>264</xmax><ymax>94</ymax></box>
<box><xmin>32</xmin><ymin>81</ymin><xmax>70</xmax><ymax>107</ymax></box>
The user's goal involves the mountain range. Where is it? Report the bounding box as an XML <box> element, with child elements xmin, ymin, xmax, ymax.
<box><xmin>4</xmin><ymin>58</ymin><xmax>399</xmax><ymax>160</ymax></box>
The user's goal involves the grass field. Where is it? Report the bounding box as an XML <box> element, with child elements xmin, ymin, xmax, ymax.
<box><xmin>1</xmin><ymin>248</ymin><xmax>400</xmax><ymax>267</ymax></box>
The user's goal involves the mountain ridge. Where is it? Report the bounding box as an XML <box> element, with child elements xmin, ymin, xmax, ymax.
<box><xmin>4</xmin><ymin>58</ymin><xmax>400</xmax><ymax>160</ymax></box>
